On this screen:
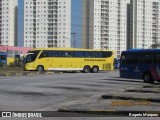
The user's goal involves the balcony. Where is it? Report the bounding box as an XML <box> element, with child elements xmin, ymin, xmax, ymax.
<box><xmin>101</xmin><ymin>10</ymin><xmax>109</xmax><ymax>13</ymax></box>
<box><xmin>33</xmin><ymin>11</ymin><xmax>36</xmax><ymax>14</ymax></box>
<box><xmin>33</xmin><ymin>23</ymin><xmax>36</xmax><ymax>27</ymax></box>
<box><xmin>101</xmin><ymin>18</ymin><xmax>109</xmax><ymax>21</ymax></box>
<box><xmin>48</xmin><ymin>36</ymin><xmax>53</xmax><ymax>39</ymax></box>
<box><xmin>33</xmin><ymin>32</ymin><xmax>36</xmax><ymax>36</ymax></box>
<box><xmin>101</xmin><ymin>5</ymin><xmax>109</xmax><ymax>9</ymax></box>
<box><xmin>101</xmin><ymin>30</ymin><xmax>109</xmax><ymax>33</ymax></box>
<box><xmin>33</xmin><ymin>40</ymin><xmax>36</xmax><ymax>43</ymax></box>
<box><xmin>101</xmin><ymin>34</ymin><xmax>109</xmax><ymax>38</ymax></box>
<box><xmin>101</xmin><ymin>26</ymin><xmax>109</xmax><ymax>30</ymax></box>
<box><xmin>101</xmin><ymin>1</ymin><xmax>109</xmax><ymax>5</ymax></box>
<box><xmin>48</xmin><ymin>2</ymin><xmax>58</xmax><ymax>6</ymax></box>
<box><xmin>33</xmin><ymin>36</ymin><xmax>36</xmax><ymax>39</ymax></box>
<box><xmin>48</xmin><ymin>6</ymin><xmax>58</xmax><ymax>9</ymax></box>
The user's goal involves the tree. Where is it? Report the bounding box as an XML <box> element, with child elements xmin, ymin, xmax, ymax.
<box><xmin>151</xmin><ymin>43</ymin><xmax>160</xmax><ymax>49</ymax></box>
<box><xmin>151</xmin><ymin>39</ymin><xmax>160</xmax><ymax>49</ymax></box>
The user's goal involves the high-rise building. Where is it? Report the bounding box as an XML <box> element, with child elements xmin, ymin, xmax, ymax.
<box><xmin>129</xmin><ymin>0</ymin><xmax>160</xmax><ymax>49</ymax></box>
<box><xmin>82</xmin><ymin>0</ymin><xmax>130</xmax><ymax>58</ymax></box>
<box><xmin>0</xmin><ymin>0</ymin><xmax>18</xmax><ymax>46</ymax></box>
<box><xmin>24</xmin><ymin>0</ymin><xmax>71</xmax><ymax>48</ymax></box>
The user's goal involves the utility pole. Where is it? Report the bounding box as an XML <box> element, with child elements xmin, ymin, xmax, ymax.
<box><xmin>71</xmin><ymin>33</ymin><xmax>76</xmax><ymax>48</ymax></box>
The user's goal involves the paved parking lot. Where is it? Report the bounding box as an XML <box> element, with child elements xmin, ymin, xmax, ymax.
<box><xmin>0</xmin><ymin>71</ymin><xmax>160</xmax><ymax>118</ymax></box>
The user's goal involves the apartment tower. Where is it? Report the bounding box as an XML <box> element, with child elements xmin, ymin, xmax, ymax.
<box><xmin>82</xmin><ymin>0</ymin><xmax>130</xmax><ymax>58</ymax></box>
<box><xmin>129</xmin><ymin>0</ymin><xmax>160</xmax><ymax>49</ymax></box>
<box><xmin>24</xmin><ymin>0</ymin><xmax>71</xmax><ymax>48</ymax></box>
<box><xmin>0</xmin><ymin>0</ymin><xmax>18</xmax><ymax>46</ymax></box>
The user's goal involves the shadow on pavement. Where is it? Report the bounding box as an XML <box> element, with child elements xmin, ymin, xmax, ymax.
<box><xmin>101</xmin><ymin>79</ymin><xmax>143</xmax><ymax>83</ymax></box>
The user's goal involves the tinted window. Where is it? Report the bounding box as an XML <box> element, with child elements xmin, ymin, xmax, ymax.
<box><xmin>37</xmin><ymin>50</ymin><xmax>112</xmax><ymax>58</ymax></box>
<box><xmin>84</xmin><ymin>52</ymin><xmax>93</xmax><ymax>58</ymax></box>
<box><xmin>51</xmin><ymin>51</ymin><xmax>63</xmax><ymax>57</ymax></box>
<box><xmin>75</xmin><ymin>51</ymin><xmax>84</xmax><ymax>57</ymax></box>
<box><xmin>92</xmin><ymin>52</ymin><xmax>102</xmax><ymax>58</ymax></box>
<box><xmin>39</xmin><ymin>50</ymin><xmax>51</xmax><ymax>58</ymax></box>
<box><xmin>102</xmin><ymin>52</ymin><xmax>112</xmax><ymax>58</ymax></box>
<box><xmin>95</xmin><ymin>52</ymin><xmax>102</xmax><ymax>58</ymax></box>
<box><xmin>62</xmin><ymin>51</ymin><xmax>75</xmax><ymax>57</ymax></box>
<box><xmin>84</xmin><ymin>52</ymin><xmax>103</xmax><ymax>58</ymax></box>
<box><xmin>139</xmin><ymin>53</ymin><xmax>152</xmax><ymax>64</ymax></box>
<box><xmin>125</xmin><ymin>54</ymin><xmax>138</xmax><ymax>64</ymax></box>
<box><xmin>153</xmin><ymin>53</ymin><xmax>160</xmax><ymax>64</ymax></box>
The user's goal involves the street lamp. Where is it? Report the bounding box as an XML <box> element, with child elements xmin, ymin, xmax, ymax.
<box><xmin>71</xmin><ymin>33</ymin><xmax>76</xmax><ymax>48</ymax></box>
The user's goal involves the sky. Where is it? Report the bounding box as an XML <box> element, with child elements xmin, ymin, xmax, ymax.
<box><xmin>18</xmin><ymin>0</ymin><xmax>82</xmax><ymax>48</ymax></box>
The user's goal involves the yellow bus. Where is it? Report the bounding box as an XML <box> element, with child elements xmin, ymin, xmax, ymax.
<box><xmin>24</xmin><ymin>48</ymin><xmax>114</xmax><ymax>73</ymax></box>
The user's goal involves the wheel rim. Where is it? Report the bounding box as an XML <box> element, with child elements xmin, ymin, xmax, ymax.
<box><xmin>38</xmin><ymin>66</ymin><xmax>43</xmax><ymax>71</ymax></box>
<box><xmin>144</xmin><ymin>74</ymin><xmax>150</xmax><ymax>82</ymax></box>
<box><xmin>85</xmin><ymin>68</ymin><xmax>89</xmax><ymax>73</ymax></box>
<box><xmin>93</xmin><ymin>67</ymin><xmax>98</xmax><ymax>72</ymax></box>
<box><xmin>84</xmin><ymin>67</ymin><xmax>90</xmax><ymax>73</ymax></box>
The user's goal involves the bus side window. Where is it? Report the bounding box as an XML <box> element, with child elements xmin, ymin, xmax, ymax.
<box><xmin>96</xmin><ymin>52</ymin><xmax>102</xmax><ymax>58</ymax></box>
<box><xmin>67</xmin><ymin>52</ymin><xmax>75</xmax><ymax>57</ymax></box>
<box><xmin>39</xmin><ymin>51</ymin><xmax>51</xmax><ymax>58</ymax></box>
<box><xmin>139</xmin><ymin>54</ymin><xmax>152</xmax><ymax>64</ymax></box>
<box><xmin>85</xmin><ymin>52</ymin><xmax>91</xmax><ymax>58</ymax></box>
<box><xmin>51</xmin><ymin>51</ymin><xmax>63</xmax><ymax>57</ymax></box>
<box><xmin>62</xmin><ymin>52</ymin><xmax>73</xmax><ymax>57</ymax></box>
<box><xmin>125</xmin><ymin>54</ymin><xmax>138</xmax><ymax>64</ymax></box>
<box><xmin>153</xmin><ymin>53</ymin><xmax>160</xmax><ymax>64</ymax></box>
<box><xmin>102</xmin><ymin>52</ymin><xmax>112</xmax><ymax>58</ymax></box>
<box><xmin>75</xmin><ymin>51</ymin><xmax>84</xmax><ymax>57</ymax></box>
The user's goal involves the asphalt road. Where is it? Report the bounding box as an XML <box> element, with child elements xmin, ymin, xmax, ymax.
<box><xmin>0</xmin><ymin>71</ymin><xmax>160</xmax><ymax>119</ymax></box>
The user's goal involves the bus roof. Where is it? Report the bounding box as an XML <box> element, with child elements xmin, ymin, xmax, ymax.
<box><xmin>29</xmin><ymin>48</ymin><xmax>113</xmax><ymax>52</ymax></box>
<box><xmin>122</xmin><ymin>49</ymin><xmax>160</xmax><ymax>53</ymax></box>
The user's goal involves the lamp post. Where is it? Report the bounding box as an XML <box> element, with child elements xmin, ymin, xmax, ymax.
<box><xmin>71</xmin><ymin>33</ymin><xmax>76</xmax><ymax>48</ymax></box>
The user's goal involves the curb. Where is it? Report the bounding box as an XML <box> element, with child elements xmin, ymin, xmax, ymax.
<box><xmin>0</xmin><ymin>71</ymin><xmax>58</xmax><ymax>77</ymax></box>
<box><xmin>101</xmin><ymin>94</ymin><xmax>160</xmax><ymax>103</ymax></box>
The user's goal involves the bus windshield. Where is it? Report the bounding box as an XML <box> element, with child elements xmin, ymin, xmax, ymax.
<box><xmin>25</xmin><ymin>50</ymin><xmax>40</xmax><ymax>63</ymax></box>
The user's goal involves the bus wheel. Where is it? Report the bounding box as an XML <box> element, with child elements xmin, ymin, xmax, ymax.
<box><xmin>91</xmin><ymin>66</ymin><xmax>99</xmax><ymax>73</ymax></box>
<box><xmin>143</xmin><ymin>73</ymin><xmax>154</xmax><ymax>83</ymax></box>
<box><xmin>36</xmin><ymin>65</ymin><xmax>44</xmax><ymax>72</ymax></box>
<box><xmin>83</xmin><ymin>66</ymin><xmax>91</xmax><ymax>73</ymax></box>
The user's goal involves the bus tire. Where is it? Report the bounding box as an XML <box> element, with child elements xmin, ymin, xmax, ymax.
<box><xmin>143</xmin><ymin>73</ymin><xmax>154</xmax><ymax>83</ymax></box>
<box><xmin>83</xmin><ymin>66</ymin><xmax>91</xmax><ymax>73</ymax></box>
<box><xmin>91</xmin><ymin>66</ymin><xmax>99</xmax><ymax>73</ymax></box>
<box><xmin>36</xmin><ymin>65</ymin><xmax>44</xmax><ymax>72</ymax></box>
